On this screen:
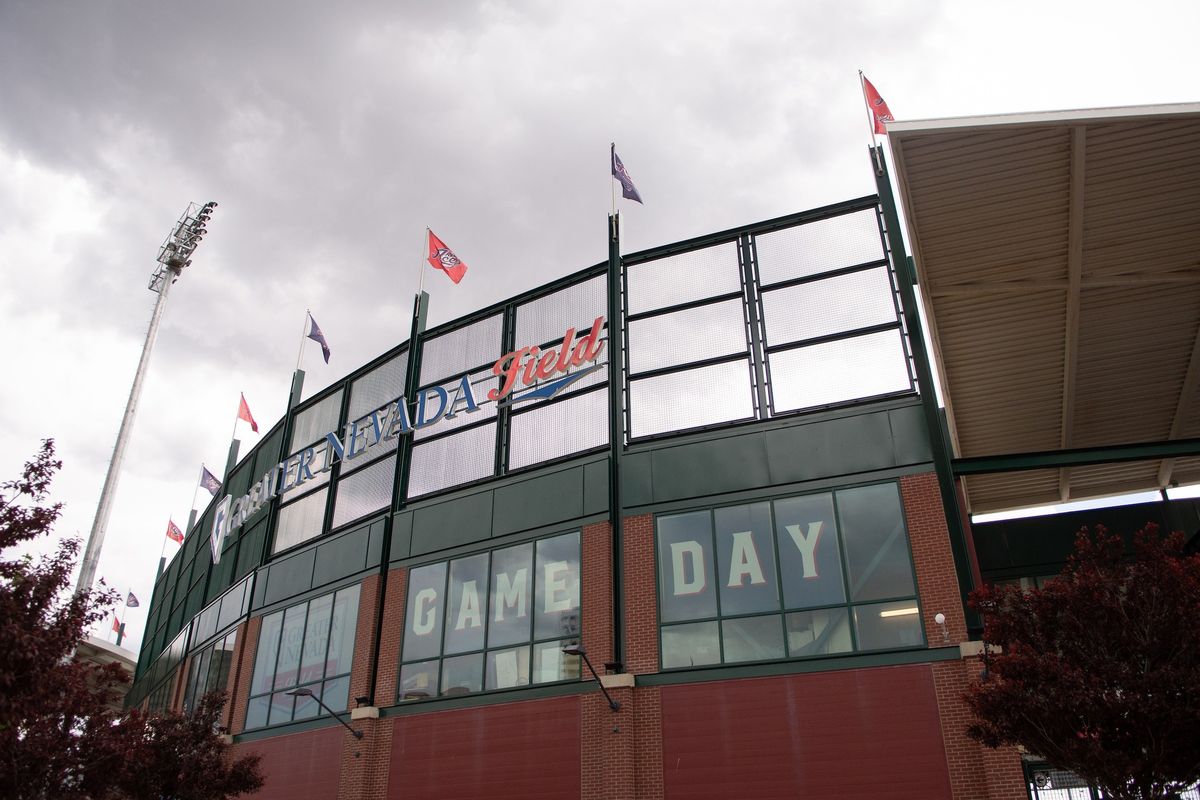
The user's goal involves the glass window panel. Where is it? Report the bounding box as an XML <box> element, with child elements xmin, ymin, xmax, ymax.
<box><xmin>321</xmin><ymin>675</ymin><xmax>350</xmax><ymax>713</ymax></box>
<box><xmin>406</xmin><ymin>422</ymin><xmax>496</xmax><ymax>498</ymax></box>
<box><xmin>205</xmin><ymin>642</ymin><xmax>225</xmax><ymax>694</ymax></box>
<box><xmin>347</xmin><ymin>352</ymin><xmax>408</xmax><ymax>422</ymax></box>
<box><xmin>245</xmin><ymin>696</ymin><xmax>269</xmax><ymax>730</ymax></box>
<box><xmin>291</xmin><ymin>682</ymin><xmax>323</xmax><ymax>721</ymax></box>
<box><xmin>332</xmin><ymin>454</ymin><xmax>395</xmax><ymax>529</ymax></box>
<box><xmin>714</xmin><ymin>503</ymin><xmax>778</xmax><ymax>615</ymax></box>
<box><xmin>217</xmin><ymin>578</ymin><xmax>249</xmax><ymax>632</ymax></box>
<box><xmin>268</xmin><ymin>691</ymin><xmax>294</xmax><ymax>726</ymax></box>
<box><xmin>289</xmin><ymin>390</ymin><xmax>344</xmax><ymax>453</ymax></box>
<box><xmin>403</xmin><ymin>562</ymin><xmax>447</xmax><ymax>662</ymax></box>
<box><xmin>837</xmin><ymin>484</ymin><xmax>916</xmax><ymax>603</ymax></box>
<box><xmin>626</xmin><ymin>242</ymin><xmax>742</xmax><ymax>316</ymax></box>
<box><xmin>272</xmin><ymin>488</ymin><xmax>329</xmax><ymax>554</ymax></box>
<box><xmin>443</xmin><ymin>554</ymin><xmax>489</xmax><ymax>655</ymax></box>
<box><xmin>297</xmin><ymin>594</ymin><xmax>333</xmax><ymax>685</ymax></box>
<box><xmin>773</xmin><ymin>493</ymin><xmax>845</xmax><ymax>610</ymax></box>
<box><xmin>627</xmin><ymin>299</ymin><xmax>747</xmax><ymax>375</ymax></box>
<box><xmin>768</xmin><ymin>329</ymin><xmax>911</xmax><ymax>413</ymax></box>
<box><xmin>516</xmin><ymin>275</ymin><xmax>607</xmax><ymax>349</ymax></box>
<box><xmin>534</xmin><ymin>532</ymin><xmax>580</xmax><ymax>640</ymax></box>
<box><xmin>487</xmin><ymin>543</ymin><xmax>533</xmax><ymax>648</ymax></box>
<box><xmin>508</xmin><ymin>387</ymin><xmax>608</xmax><ymax>470</ymax></box>
<box><xmin>761</xmin><ymin>267</ymin><xmax>897</xmax><ymax>347</ymax></box>
<box><xmin>531</xmin><ymin>641</ymin><xmax>580</xmax><ymax>684</ymax></box>
<box><xmin>853</xmin><ymin>600</ymin><xmax>924</xmax><ymax>651</ymax></box>
<box><xmin>440</xmin><ymin>652</ymin><xmax>483</xmax><ymax>697</ymax></box>
<box><xmin>754</xmin><ymin>208</ymin><xmax>884</xmax><ymax>285</ymax></box>
<box><xmin>272</xmin><ymin>604</ymin><xmax>308</xmax><ymax>691</ymax></box>
<box><xmin>419</xmin><ymin>314</ymin><xmax>503</xmax><ymax>386</ymax></box>
<box><xmin>785</xmin><ymin>608</ymin><xmax>853</xmax><ymax>657</ymax></box>
<box><xmin>721</xmin><ymin>615</ymin><xmax>785</xmax><ymax>663</ymax></box>
<box><xmin>399</xmin><ymin>660</ymin><xmax>439</xmax><ymax>702</ymax></box>
<box><xmin>279</xmin><ymin>438</ymin><xmax>333</xmax><ymax>499</ymax></box>
<box><xmin>486</xmin><ymin>646</ymin><xmax>531</xmax><ymax>690</ymax></box>
<box><xmin>250</xmin><ymin>611</ymin><xmax>283</xmax><ymax>696</ymax></box>
<box><xmin>328</xmin><ymin>585</ymin><xmax>360</xmax><ymax>677</ymax></box>
<box><xmin>656</xmin><ymin>512</ymin><xmax>717</xmax><ymax>623</ymax></box>
<box><xmin>214</xmin><ymin>631</ymin><xmax>237</xmax><ymax>694</ymax></box>
<box><xmin>661</xmin><ymin>621</ymin><xmax>721</xmax><ymax>669</ymax></box>
<box><xmin>630</xmin><ymin>359</ymin><xmax>754</xmax><ymax>439</ymax></box>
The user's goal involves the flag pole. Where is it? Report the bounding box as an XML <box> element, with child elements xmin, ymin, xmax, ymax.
<box><xmin>610</xmin><ymin>143</ymin><xmax>618</xmax><ymax>240</ymax></box>
<box><xmin>295</xmin><ymin>310</ymin><xmax>310</xmax><ymax>372</ymax></box>
<box><xmin>418</xmin><ymin>228</ymin><xmax>428</xmax><ymax>299</ymax></box>
<box><xmin>859</xmin><ymin>70</ymin><xmax>883</xmax><ymax>174</ymax></box>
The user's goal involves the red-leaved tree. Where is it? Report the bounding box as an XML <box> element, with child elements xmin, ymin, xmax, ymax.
<box><xmin>966</xmin><ymin>525</ymin><xmax>1200</xmax><ymax>800</ymax></box>
<box><xmin>0</xmin><ymin>441</ymin><xmax>262</xmax><ymax>799</ymax></box>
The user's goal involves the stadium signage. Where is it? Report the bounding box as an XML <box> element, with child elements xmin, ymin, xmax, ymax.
<box><xmin>211</xmin><ymin>316</ymin><xmax>607</xmax><ymax>562</ymax></box>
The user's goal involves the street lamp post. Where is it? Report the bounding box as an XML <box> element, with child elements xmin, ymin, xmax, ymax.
<box><xmin>75</xmin><ymin>202</ymin><xmax>217</xmax><ymax>596</ymax></box>
<box><xmin>284</xmin><ymin>688</ymin><xmax>364</xmax><ymax>739</ymax></box>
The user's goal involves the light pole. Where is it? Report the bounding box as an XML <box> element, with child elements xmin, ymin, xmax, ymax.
<box><xmin>284</xmin><ymin>688</ymin><xmax>363</xmax><ymax>738</ymax></box>
<box><xmin>75</xmin><ymin>202</ymin><xmax>217</xmax><ymax>596</ymax></box>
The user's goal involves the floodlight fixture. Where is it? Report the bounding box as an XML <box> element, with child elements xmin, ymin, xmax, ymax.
<box><xmin>285</xmin><ymin>687</ymin><xmax>364</xmax><ymax>739</ymax></box>
<box><xmin>562</xmin><ymin>643</ymin><xmax>620</xmax><ymax>712</ymax></box>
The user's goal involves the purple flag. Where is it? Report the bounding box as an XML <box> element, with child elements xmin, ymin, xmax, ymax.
<box><xmin>199</xmin><ymin>465</ymin><xmax>221</xmax><ymax>496</ymax></box>
<box><xmin>611</xmin><ymin>144</ymin><xmax>643</xmax><ymax>204</ymax></box>
<box><xmin>308</xmin><ymin>315</ymin><xmax>331</xmax><ymax>364</ymax></box>
<box><xmin>126</xmin><ymin>592</ymin><xmax>140</xmax><ymax>608</ymax></box>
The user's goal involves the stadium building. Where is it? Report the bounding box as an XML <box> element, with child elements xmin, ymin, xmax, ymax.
<box><xmin>129</xmin><ymin>103</ymin><xmax>1200</xmax><ymax>800</ymax></box>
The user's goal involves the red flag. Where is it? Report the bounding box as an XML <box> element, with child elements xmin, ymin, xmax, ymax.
<box><xmin>112</xmin><ymin>617</ymin><xmax>122</xmax><ymax>633</ymax></box>
<box><xmin>166</xmin><ymin>519</ymin><xmax>184</xmax><ymax>544</ymax></box>
<box><xmin>862</xmin><ymin>74</ymin><xmax>894</xmax><ymax>135</ymax></box>
<box><xmin>427</xmin><ymin>230</ymin><xmax>468</xmax><ymax>284</ymax></box>
<box><xmin>238</xmin><ymin>392</ymin><xmax>259</xmax><ymax>433</ymax></box>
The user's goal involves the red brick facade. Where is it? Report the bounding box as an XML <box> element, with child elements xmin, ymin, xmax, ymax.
<box><xmin>581</xmin><ymin>521</ymin><xmax>614</xmax><ymax>666</ymax></box>
<box><xmin>372</xmin><ymin>567</ymin><xmax>408</xmax><ymax>705</ymax></box>
<box><xmin>902</xmin><ymin>472</ymin><xmax>970</xmax><ymax>645</ymax></box>
<box><xmin>932</xmin><ymin>660</ymin><xmax>1026</xmax><ymax>800</ymax></box>
<box><xmin>621</xmin><ymin>513</ymin><xmax>659</xmax><ymax>675</ymax></box>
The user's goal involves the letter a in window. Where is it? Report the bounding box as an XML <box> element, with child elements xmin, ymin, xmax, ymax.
<box><xmin>455</xmin><ymin>580</ymin><xmax>482</xmax><ymax>630</ymax></box>
<box><xmin>727</xmin><ymin>530</ymin><xmax>766</xmax><ymax>587</ymax></box>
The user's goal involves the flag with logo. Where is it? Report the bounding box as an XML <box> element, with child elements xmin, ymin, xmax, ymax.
<box><xmin>199</xmin><ymin>466</ymin><xmax>221</xmax><ymax>496</ymax></box>
<box><xmin>237</xmin><ymin>393</ymin><xmax>259</xmax><ymax>433</ymax></box>
<box><xmin>166</xmin><ymin>519</ymin><xmax>184</xmax><ymax>544</ymax></box>
<box><xmin>861</xmin><ymin>74</ymin><xmax>894</xmax><ymax>135</ymax></box>
<box><xmin>126</xmin><ymin>592</ymin><xmax>140</xmax><ymax>608</ymax></box>
<box><xmin>112</xmin><ymin>617</ymin><xmax>122</xmax><ymax>634</ymax></box>
<box><xmin>307</xmin><ymin>315</ymin><xmax>332</xmax><ymax>364</ymax></box>
<box><xmin>611</xmin><ymin>144</ymin><xmax>643</xmax><ymax>204</ymax></box>
<box><xmin>426</xmin><ymin>230</ymin><xmax>468</xmax><ymax>284</ymax></box>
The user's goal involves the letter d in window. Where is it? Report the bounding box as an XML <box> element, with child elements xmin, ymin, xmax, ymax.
<box><xmin>670</xmin><ymin>541</ymin><xmax>706</xmax><ymax>596</ymax></box>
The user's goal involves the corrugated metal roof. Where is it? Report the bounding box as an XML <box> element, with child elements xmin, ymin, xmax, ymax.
<box><xmin>889</xmin><ymin>104</ymin><xmax>1200</xmax><ymax>514</ymax></box>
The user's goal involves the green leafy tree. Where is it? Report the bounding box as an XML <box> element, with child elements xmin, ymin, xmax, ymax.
<box><xmin>966</xmin><ymin>526</ymin><xmax>1200</xmax><ymax>800</ymax></box>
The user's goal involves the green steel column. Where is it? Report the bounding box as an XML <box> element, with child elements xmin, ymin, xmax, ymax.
<box><xmin>607</xmin><ymin>214</ymin><xmax>626</xmax><ymax>665</ymax></box>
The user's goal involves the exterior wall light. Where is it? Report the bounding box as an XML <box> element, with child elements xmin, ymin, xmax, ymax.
<box><xmin>562</xmin><ymin>643</ymin><xmax>621</xmax><ymax>712</ymax></box>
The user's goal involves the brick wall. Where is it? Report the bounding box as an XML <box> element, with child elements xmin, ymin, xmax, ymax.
<box><xmin>622</xmin><ymin>513</ymin><xmax>658</xmax><ymax>674</ymax></box>
<box><xmin>901</xmin><ymin>472</ymin><xmax>969</xmax><ymax>645</ymax></box>
<box><xmin>231</xmin><ymin>726</ymin><xmax>344</xmax><ymax>800</ymax></box>
<box><xmin>582</xmin><ymin>521</ymin><xmax>614</xmax><ymax>665</ymax></box>
<box><xmin>229</xmin><ymin>615</ymin><xmax>262</xmax><ymax>734</ymax></box>
<box><xmin>221</xmin><ymin>619</ymin><xmax>252</xmax><ymax>732</ymax></box>
<box><xmin>348</xmin><ymin>574</ymin><xmax>380</xmax><ymax>706</ymax></box>
<box><xmin>633</xmin><ymin>687</ymin><xmax>664</xmax><ymax>800</ymax></box>
<box><xmin>337</xmin><ymin>717</ymin><xmax>393</xmax><ymax>800</ymax></box>
<box><xmin>372</xmin><ymin>568</ymin><xmax>407</xmax><ymax>705</ymax></box>
<box><xmin>932</xmin><ymin>659</ymin><xmax>1026</xmax><ymax>800</ymax></box>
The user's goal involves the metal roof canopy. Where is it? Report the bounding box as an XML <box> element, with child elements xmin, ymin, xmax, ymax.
<box><xmin>887</xmin><ymin>103</ymin><xmax>1200</xmax><ymax>515</ymax></box>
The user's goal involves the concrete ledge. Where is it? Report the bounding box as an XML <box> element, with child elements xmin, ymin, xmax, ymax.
<box><xmin>350</xmin><ymin>706</ymin><xmax>380</xmax><ymax>720</ymax></box>
<box><xmin>959</xmin><ymin>641</ymin><xmax>1002</xmax><ymax>658</ymax></box>
<box><xmin>600</xmin><ymin>674</ymin><xmax>635</xmax><ymax>689</ymax></box>
<box><xmin>220</xmin><ymin>734</ymin><xmax>234</xmax><ymax>745</ymax></box>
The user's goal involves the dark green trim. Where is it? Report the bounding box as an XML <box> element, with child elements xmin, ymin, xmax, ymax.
<box><xmin>382</xmin><ymin>678</ymin><xmax>592</xmax><ymax>717</ymax></box>
<box><xmin>249</xmin><ymin>567</ymin><xmax>372</xmax><ymax>619</ymax></box>
<box><xmin>953</xmin><ymin>437</ymin><xmax>1200</xmax><ymax>475</ymax></box>
<box><xmin>233</xmin><ymin>713</ymin><xmax>343</xmax><ymax>744</ymax></box>
<box><xmin>636</xmin><ymin>644</ymin><xmax>960</xmax><ymax>687</ymax></box>
<box><xmin>607</xmin><ymin>213</ymin><xmax>626</xmax><ymax>666</ymax></box>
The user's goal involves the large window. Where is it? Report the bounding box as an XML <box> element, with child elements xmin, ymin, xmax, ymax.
<box><xmin>183</xmin><ymin>629</ymin><xmax>238</xmax><ymax>712</ymax></box>
<box><xmin>656</xmin><ymin>483</ymin><xmax>922</xmax><ymax>669</ymax></box>
<box><xmin>398</xmin><ymin>531</ymin><xmax>582</xmax><ymax>701</ymax></box>
<box><xmin>244</xmin><ymin>584</ymin><xmax>361</xmax><ymax>730</ymax></box>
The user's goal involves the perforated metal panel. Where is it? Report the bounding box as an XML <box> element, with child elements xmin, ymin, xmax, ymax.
<box><xmin>630</xmin><ymin>359</ymin><xmax>755</xmax><ymax>438</ymax></box>
<box><xmin>768</xmin><ymin>329</ymin><xmax>912</xmax><ymax>413</ymax></box>
<box><xmin>419</xmin><ymin>314</ymin><xmax>503</xmax><ymax>386</ymax></box>
<box><xmin>332</xmin><ymin>454</ymin><xmax>396</xmax><ymax>529</ymax></box>
<box><xmin>348</xmin><ymin>351</ymin><xmax>408</xmax><ymax>421</ymax></box>
<box><xmin>290</xmin><ymin>390</ymin><xmax>344</xmax><ymax>453</ymax></box>
<box><xmin>760</xmin><ymin>267</ymin><xmax>898</xmax><ymax>347</ymax></box>
<box><xmin>413</xmin><ymin>369</ymin><xmax>499</xmax><ymax>442</ymax></box>
<box><xmin>509</xmin><ymin>388</ymin><xmax>608</xmax><ymax>470</ymax></box>
<box><xmin>754</xmin><ymin>208</ymin><xmax>884</xmax><ymax>285</ymax></box>
<box><xmin>626</xmin><ymin>242</ymin><xmax>741</xmax><ymax>315</ymax></box>
<box><xmin>406</xmin><ymin>422</ymin><xmax>497</xmax><ymax>497</ymax></box>
<box><xmin>516</xmin><ymin>274</ymin><xmax>606</xmax><ymax>348</ymax></box>
<box><xmin>627</xmin><ymin>298</ymin><xmax>748</xmax><ymax>375</ymax></box>
<box><xmin>273</xmin><ymin>487</ymin><xmax>329</xmax><ymax>554</ymax></box>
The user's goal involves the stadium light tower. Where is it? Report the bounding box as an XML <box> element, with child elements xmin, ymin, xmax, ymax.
<box><xmin>75</xmin><ymin>202</ymin><xmax>218</xmax><ymax>596</ymax></box>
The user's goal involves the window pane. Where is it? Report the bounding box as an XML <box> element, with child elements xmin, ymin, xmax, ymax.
<box><xmin>657</xmin><ymin>512</ymin><xmax>717</xmax><ymax>622</ymax></box>
<box><xmin>292</xmin><ymin>682</ymin><xmax>323</xmax><ymax>721</ymax></box>
<box><xmin>245</xmin><ymin>695</ymin><xmax>269</xmax><ymax>729</ymax></box>
<box><xmin>487</xmin><ymin>543</ymin><xmax>533</xmax><ymax>648</ymax></box>
<box><xmin>348</xmin><ymin>352</ymin><xmax>407</xmax><ymax>422</ymax></box>
<box><xmin>322</xmin><ymin>675</ymin><xmax>350</xmax><ymax>713</ymax></box>
<box><xmin>786</xmin><ymin>608</ymin><xmax>853</xmax><ymax>657</ymax></box>
<box><xmin>289</xmin><ymin>390</ymin><xmax>344</xmax><ymax>454</ymax></box>
<box><xmin>486</xmin><ymin>646</ymin><xmax>531</xmax><ymax>690</ymax></box>
<box><xmin>332</xmin><ymin>455</ymin><xmax>395</xmax><ymax>529</ymax></box>
<box><xmin>250</xmin><ymin>611</ymin><xmax>283</xmax><ymax>696</ymax></box>
<box><xmin>297</xmin><ymin>594</ymin><xmax>333</xmax><ymax>685</ymax></box>
<box><xmin>534</xmin><ymin>532</ymin><xmax>580</xmax><ymax>640</ymax></box>
<box><xmin>328</xmin><ymin>585</ymin><xmax>360</xmax><ymax>677</ymax></box>
<box><xmin>440</xmin><ymin>652</ymin><xmax>483</xmax><ymax>697</ymax></box>
<box><xmin>853</xmin><ymin>600</ymin><xmax>923</xmax><ymax>651</ymax></box>
<box><xmin>773</xmin><ymin>493</ymin><xmax>845</xmax><ymax>609</ymax></box>
<box><xmin>768</xmin><ymin>328</ymin><xmax>911</xmax><ymax>413</ymax></box>
<box><xmin>721</xmin><ymin>615</ymin><xmax>785</xmax><ymax>663</ymax></box>
<box><xmin>268</xmin><ymin>691</ymin><xmax>294</xmax><ymax>726</ymax></box>
<box><xmin>403</xmin><ymin>563</ymin><xmax>447</xmax><ymax>662</ymax></box>
<box><xmin>272</xmin><ymin>604</ymin><xmax>308</xmax><ymax>691</ymax></box>
<box><xmin>714</xmin><ymin>503</ymin><xmax>778</xmax><ymax>615</ymax></box>
<box><xmin>273</xmin><ymin>488</ymin><xmax>329</xmax><ymax>554</ymax></box>
<box><xmin>661</xmin><ymin>621</ymin><xmax>721</xmax><ymax>669</ymax></box>
<box><xmin>531</xmin><ymin>640</ymin><xmax>580</xmax><ymax>684</ymax></box>
<box><xmin>443</xmin><ymin>553</ymin><xmax>489</xmax><ymax>655</ymax></box>
<box><xmin>398</xmin><ymin>660</ymin><xmax>439</xmax><ymax>702</ymax></box>
<box><xmin>837</xmin><ymin>484</ymin><xmax>916</xmax><ymax>602</ymax></box>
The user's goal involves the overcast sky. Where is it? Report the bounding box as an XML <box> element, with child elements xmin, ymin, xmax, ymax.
<box><xmin>1</xmin><ymin>0</ymin><xmax>1196</xmax><ymax>653</ymax></box>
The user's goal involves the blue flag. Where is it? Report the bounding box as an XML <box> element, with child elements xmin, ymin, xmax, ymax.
<box><xmin>126</xmin><ymin>591</ymin><xmax>140</xmax><ymax>608</ymax></box>
<box><xmin>199</xmin><ymin>465</ymin><xmax>221</xmax><ymax>496</ymax></box>
<box><xmin>308</xmin><ymin>315</ymin><xmax>331</xmax><ymax>364</ymax></box>
<box><xmin>611</xmin><ymin>144</ymin><xmax>643</xmax><ymax>204</ymax></box>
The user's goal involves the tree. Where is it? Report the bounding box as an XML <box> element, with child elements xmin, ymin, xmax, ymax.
<box><xmin>966</xmin><ymin>525</ymin><xmax>1200</xmax><ymax>800</ymax></box>
<box><xmin>0</xmin><ymin>441</ymin><xmax>263</xmax><ymax>799</ymax></box>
